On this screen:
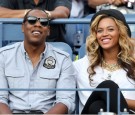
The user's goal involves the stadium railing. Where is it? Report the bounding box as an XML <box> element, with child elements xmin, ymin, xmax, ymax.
<box><xmin>118</xmin><ymin>88</ymin><xmax>135</xmax><ymax>114</ymax></box>
<box><xmin>0</xmin><ymin>88</ymin><xmax>110</xmax><ymax>114</ymax></box>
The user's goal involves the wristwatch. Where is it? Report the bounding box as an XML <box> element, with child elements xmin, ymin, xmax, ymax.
<box><xmin>45</xmin><ymin>10</ymin><xmax>51</xmax><ymax>20</ymax></box>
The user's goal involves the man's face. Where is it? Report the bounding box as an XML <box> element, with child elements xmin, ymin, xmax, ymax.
<box><xmin>22</xmin><ymin>9</ymin><xmax>50</xmax><ymax>46</ymax></box>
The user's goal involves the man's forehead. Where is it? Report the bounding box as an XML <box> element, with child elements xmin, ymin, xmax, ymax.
<box><xmin>28</xmin><ymin>10</ymin><xmax>47</xmax><ymax>18</ymax></box>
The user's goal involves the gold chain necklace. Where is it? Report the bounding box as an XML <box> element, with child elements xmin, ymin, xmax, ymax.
<box><xmin>102</xmin><ymin>60</ymin><xmax>121</xmax><ymax>72</ymax></box>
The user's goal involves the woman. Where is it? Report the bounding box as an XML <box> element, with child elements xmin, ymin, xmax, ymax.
<box><xmin>74</xmin><ymin>9</ymin><xmax>135</xmax><ymax>114</ymax></box>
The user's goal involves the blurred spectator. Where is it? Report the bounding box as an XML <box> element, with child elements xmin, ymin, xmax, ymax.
<box><xmin>0</xmin><ymin>0</ymin><xmax>72</xmax><ymax>42</ymax></box>
<box><xmin>70</xmin><ymin>0</ymin><xmax>84</xmax><ymax>18</ymax></box>
<box><xmin>88</xmin><ymin>0</ymin><xmax>135</xmax><ymax>14</ymax></box>
<box><xmin>70</xmin><ymin>0</ymin><xmax>95</xmax><ymax>18</ymax></box>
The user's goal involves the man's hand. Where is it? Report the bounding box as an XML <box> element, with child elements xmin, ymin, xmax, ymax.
<box><xmin>112</xmin><ymin>0</ymin><xmax>126</xmax><ymax>6</ymax></box>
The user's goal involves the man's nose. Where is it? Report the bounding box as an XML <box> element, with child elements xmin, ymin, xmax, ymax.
<box><xmin>34</xmin><ymin>20</ymin><xmax>42</xmax><ymax>26</ymax></box>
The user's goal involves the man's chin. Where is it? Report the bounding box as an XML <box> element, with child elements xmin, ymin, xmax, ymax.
<box><xmin>29</xmin><ymin>41</ymin><xmax>43</xmax><ymax>46</ymax></box>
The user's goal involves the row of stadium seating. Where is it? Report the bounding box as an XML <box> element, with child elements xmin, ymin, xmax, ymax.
<box><xmin>0</xmin><ymin>15</ymin><xmax>135</xmax><ymax>59</ymax></box>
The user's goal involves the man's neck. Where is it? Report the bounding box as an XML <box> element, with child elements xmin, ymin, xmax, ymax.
<box><xmin>34</xmin><ymin>0</ymin><xmax>39</xmax><ymax>5</ymax></box>
<box><xmin>25</xmin><ymin>43</ymin><xmax>45</xmax><ymax>54</ymax></box>
<box><xmin>24</xmin><ymin>42</ymin><xmax>45</xmax><ymax>67</ymax></box>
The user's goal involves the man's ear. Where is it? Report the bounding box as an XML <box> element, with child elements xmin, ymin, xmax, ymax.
<box><xmin>47</xmin><ymin>26</ymin><xmax>50</xmax><ymax>36</ymax></box>
<box><xmin>47</xmin><ymin>31</ymin><xmax>50</xmax><ymax>36</ymax></box>
<box><xmin>22</xmin><ymin>23</ymin><xmax>24</xmax><ymax>33</ymax></box>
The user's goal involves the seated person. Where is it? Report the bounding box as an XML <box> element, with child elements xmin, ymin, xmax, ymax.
<box><xmin>74</xmin><ymin>9</ymin><xmax>135</xmax><ymax>114</ymax></box>
<box><xmin>70</xmin><ymin>0</ymin><xmax>95</xmax><ymax>18</ymax></box>
<box><xmin>0</xmin><ymin>8</ymin><xmax>76</xmax><ymax>114</ymax></box>
<box><xmin>88</xmin><ymin>0</ymin><xmax>135</xmax><ymax>14</ymax></box>
<box><xmin>0</xmin><ymin>0</ymin><xmax>72</xmax><ymax>42</ymax></box>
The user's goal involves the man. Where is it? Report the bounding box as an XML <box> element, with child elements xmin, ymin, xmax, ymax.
<box><xmin>0</xmin><ymin>8</ymin><xmax>76</xmax><ymax>114</ymax></box>
<box><xmin>0</xmin><ymin>0</ymin><xmax>72</xmax><ymax>42</ymax></box>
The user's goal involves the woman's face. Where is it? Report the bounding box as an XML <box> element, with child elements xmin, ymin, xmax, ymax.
<box><xmin>96</xmin><ymin>17</ymin><xmax>120</xmax><ymax>51</ymax></box>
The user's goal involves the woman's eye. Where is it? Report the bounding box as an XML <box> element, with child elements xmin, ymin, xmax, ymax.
<box><xmin>97</xmin><ymin>29</ymin><xmax>103</xmax><ymax>33</ymax></box>
<box><xmin>108</xmin><ymin>28</ymin><xmax>114</xmax><ymax>32</ymax></box>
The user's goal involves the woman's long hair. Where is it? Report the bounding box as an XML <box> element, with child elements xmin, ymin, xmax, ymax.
<box><xmin>86</xmin><ymin>14</ymin><xmax>135</xmax><ymax>84</ymax></box>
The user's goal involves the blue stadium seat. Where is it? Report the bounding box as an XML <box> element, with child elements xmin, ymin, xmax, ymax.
<box><xmin>49</xmin><ymin>42</ymin><xmax>73</xmax><ymax>60</ymax></box>
<box><xmin>124</xmin><ymin>14</ymin><xmax>135</xmax><ymax>38</ymax></box>
<box><xmin>78</xmin><ymin>43</ymin><xmax>86</xmax><ymax>59</ymax></box>
<box><xmin>0</xmin><ymin>18</ymin><xmax>23</xmax><ymax>47</ymax></box>
<box><xmin>65</xmin><ymin>19</ymin><xmax>88</xmax><ymax>49</ymax></box>
<box><xmin>65</xmin><ymin>14</ymin><xmax>92</xmax><ymax>50</ymax></box>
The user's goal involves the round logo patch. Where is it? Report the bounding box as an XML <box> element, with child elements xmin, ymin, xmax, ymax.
<box><xmin>43</xmin><ymin>56</ymin><xmax>56</xmax><ymax>69</ymax></box>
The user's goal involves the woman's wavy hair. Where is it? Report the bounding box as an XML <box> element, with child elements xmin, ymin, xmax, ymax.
<box><xmin>86</xmin><ymin>14</ymin><xmax>135</xmax><ymax>84</ymax></box>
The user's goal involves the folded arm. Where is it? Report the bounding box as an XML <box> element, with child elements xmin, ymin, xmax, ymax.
<box><xmin>46</xmin><ymin>6</ymin><xmax>70</xmax><ymax>19</ymax></box>
<box><xmin>126</xmin><ymin>99</ymin><xmax>135</xmax><ymax>111</ymax></box>
<box><xmin>0</xmin><ymin>53</ymin><xmax>11</xmax><ymax>114</ymax></box>
<box><xmin>87</xmin><ymin>0</ymin><xmax>126</xmax><ymax>9</ymax></box>
<box><xmin>0</xmin><ymin>5</ymin><xmax>70</xmax><ymax>18</ymax></box>
<box><xmin>0</xmin><ymin>7</ymin><xmax>26</xmax><ymax>18</ymax></box>
<box><xmin>0</xmin><ymin>103</ymin><xmax>12</xmax><ymax>114</ymax></box>
<box><xmin>87</xmin><ymin>0</ymin><xmax>115</xmax><ymax>8</ymax></box>
<box><xmin>45</xmin><ymin>102</ymin><xmax>68</xmax><ymax>114</ymax></box>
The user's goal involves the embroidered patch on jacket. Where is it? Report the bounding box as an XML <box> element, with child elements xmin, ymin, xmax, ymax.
<box><xmin>43</xmin><ymin>56</ymin><xmax>56</xmax><ymax>69</ymax></box>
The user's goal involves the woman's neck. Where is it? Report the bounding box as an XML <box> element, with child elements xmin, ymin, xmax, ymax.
<box><xmin>103</xmin><ymin>48</ymin><xmax>119</xmax><ymax>64</ymax></box>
